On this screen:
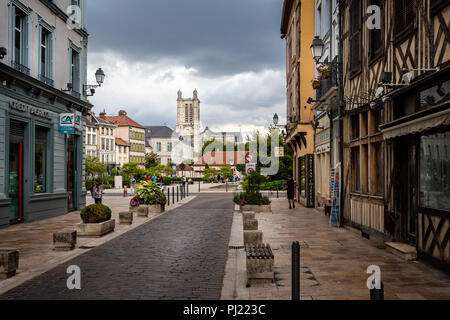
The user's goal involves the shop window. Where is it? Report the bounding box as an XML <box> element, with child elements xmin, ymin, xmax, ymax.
<box><xmin>299</xmin><ymin>157</ymin><xmax>306</xmax><ymax>198</ymax></box>
<box><xmin>351</xmin><ymin>114</ymin><xmax>360</xmax><ymax>140</ymax></box>
<box><xmin>351</xmin><ymin>147</ymin><xmax>360</xmax><ymax>192</ymax></box>
<box><xmin>374</xmin><ymin>142</ymin><xmax>384</xmax><ymax>195</ymax></box>
<box><xmin>35</xmin><ymin>126</ymin><xmax>48</xmax><ymax>193</ymax></box>
<box><xmin>419</xmin><ymin>80</ymin><xmax>450</xmax><ymax>111</ymax></box>
<box><xmin>420</xmin><ymin>131</ymin><xmax>450</xmax><ymax>211</ymax></box>
<box><xmin>360</xmin><ymin>112</ymin><xmax>368</xmax><ymax>137</ymax></box>
<box><xmin>361</xmin><ymin>145</ymin><xmax>368</xmax><ymax>193</ymax></box>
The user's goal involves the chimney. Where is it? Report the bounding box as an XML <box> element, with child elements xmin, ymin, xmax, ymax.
<box><xmin>119</xmin><ymin>110</ymin><xmax>127</xmax><ymax>116</ymax></box>
<box><xmin>99</xmin><ymin>109</ymin><xmax>106</xmax><ymax>119</ymax></box>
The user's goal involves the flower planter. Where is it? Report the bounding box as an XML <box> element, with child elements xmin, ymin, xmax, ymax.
<box><xmin>312</xmin><ymin>82</ymin><xmax>320</xmax><ymax>89</ymax></box>
<box><xmin>137</xmin><ymin>205</ymin><xmax>149</xmax><ymax>217</ymax></box>
<box><xmin>321</xmin><ymin>71</ymin><xmax>330</xmax><ymax>79</ymax></box>
<box><xmin>129</xmin><ymin>206</ymin><xmax>138</xmax><ymax>214</ymax></box>
<box><xmin>148</xmin><ymin>204</ymin><xmax>165</xmax><ymax>214</ymax></box>
<box><xmin>75</xmin><ymin>220</ymin><xmax>115</xmax><ymax>238</ymax></box>
<box><xmin>240</xmin><ymin>204</ymin><xmax>272</xmax><ymax>213</ymax></box>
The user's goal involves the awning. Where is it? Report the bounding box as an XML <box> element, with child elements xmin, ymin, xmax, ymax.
<box><xmin>382</xmin><ymin>108</ymin><xmax>450</xmax><ymax>140</ymax></box>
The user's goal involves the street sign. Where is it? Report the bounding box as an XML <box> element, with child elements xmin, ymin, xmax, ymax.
<box><xmin>245</xmin><ymin>154</ymin><xmax>254</xmax><ymax>164</ymax></box>
<box><xmin>274</xmin><ymin>147</ymin><xmax>284</xmax><ymax>157</ymax></box>
<box><xmin>60</xmin><ymin>113</ymin><xmax>75</xmax><ymax>134</ymax></box>
<box><xmin>246</xmin><ymin>163</ymin><xmax>256</xmax><ymax>175</ymax></box>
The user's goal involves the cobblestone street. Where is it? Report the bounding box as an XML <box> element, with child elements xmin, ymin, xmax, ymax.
<box><xmin>0</xmin><ymin>193</ymin><xmax>234</xmax><ymax>300</ymax></box>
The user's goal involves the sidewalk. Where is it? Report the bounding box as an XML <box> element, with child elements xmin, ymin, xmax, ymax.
<box><xmin>0</xmin><ymin>193</ymin><xmax>196</xmax><ymax>295</ymax></box>
<box><xmin>248</xmin><ymin>199</ymin><xmax>450</xmax><ymax>300</ymax></box>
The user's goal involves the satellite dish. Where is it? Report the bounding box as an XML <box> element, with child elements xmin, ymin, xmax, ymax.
<box><xmin>375</xmin><ymin>86</ymin><xmax>384</xmax><ymax>99</ymax></box>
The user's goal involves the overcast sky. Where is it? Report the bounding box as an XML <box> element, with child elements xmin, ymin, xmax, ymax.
<box><xmin>86</xmin><ymin>0</ymin><xmax>286</xmax><ymax>133</ymax></box>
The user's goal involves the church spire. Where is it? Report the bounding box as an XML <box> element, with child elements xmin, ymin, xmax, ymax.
<box><xmin>177</xmin><ymin>89</ymin><xmax>182</xmax><ymax>100</ymax></box>
<box><xmin>193</xmin><ymin>89</ymin><xmax>198</xmax><ymax>100</ymax></box>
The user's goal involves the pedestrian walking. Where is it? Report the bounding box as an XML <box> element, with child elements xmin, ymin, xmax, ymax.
<box><xmin>284</xmin><ymin>175</ymin><xmax>297</xmax><ymax>209</ymax></box>
<box><xmin>91</xmin><ymin>181</ymin><xmax>97</xmax><ymax>199</ymax></box>
<box><xmin>96</xmin><ymin>183</ymin><xmax>104</xmax><ymax>204</ymax></box>
<box><xmin>130</xmin><ymin>176</ymin><xmax>136</xmax><ymax>195</ymax></box>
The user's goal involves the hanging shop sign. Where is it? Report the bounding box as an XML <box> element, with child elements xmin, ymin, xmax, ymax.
<box><xmin>74</xmin><ymin>111</ymin><xmax>82</xmax><ymax>130</ymax></box>
<box><xmin>305</xmin><ymin>154</ymin><xmax>315</xmax><ymax>208</ymax></box>
<box><xmin>60</xmin><ymin>113</ymin><xmax>75</xmax><ymax>134</ymax></box>
<box><xmin>9</xmin><ymin>101</ymin><xmax>52</xmax><ymax>120</ymax></box>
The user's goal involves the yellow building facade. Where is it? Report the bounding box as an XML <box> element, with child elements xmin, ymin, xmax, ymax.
<box><xmin>281</xmin><ymin>0</ymin><xmax>316</xmax><ymax>207</ymax></box>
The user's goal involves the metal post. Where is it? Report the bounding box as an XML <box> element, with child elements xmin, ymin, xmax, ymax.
<box><xmin>167</xmin><ymin>188</ymin><xmax>170</xmax><ymax>206</ymax></box>
<box><xmin>370</xmin><ymin>281</ymin><xmax>384</xmax><ymax>300</ymax></box>
<box><xmin>177</xmin><ymin>186</ymin><xmax>179</xmax><ymax>202</ymax></box>
<box><xmin>277</xmin><ymin>185</ymin><xmax>279</xmax><ymax>199</ymax></box>
<box><xmin>292</xmin><ymin>241</ymin><xmax>300</xmax><ymax>300</ymax></box>
<box><xmin>187</xmin><ymin>184</ymin><xmax>189</xmax><ymax>197</ymax></box>
<box><xmin>226</xmin><ymin>181</ymin><xmax>228</xmax><ymax>192</ymax></box>
<box><xmin>199</xmin><ymin>180</ymin><xmax>201</xmax><ymax>193</ymax></box>
<box><xmin>172</xmin><ymin>186</ymin><xmax>175</xmax><ymax>204</ymax></box>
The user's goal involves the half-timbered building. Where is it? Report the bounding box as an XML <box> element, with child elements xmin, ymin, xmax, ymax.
<box><xmin>341</xmin><ymin>0</ymin><xmax>449</xmax><ymax>269</ymax></box>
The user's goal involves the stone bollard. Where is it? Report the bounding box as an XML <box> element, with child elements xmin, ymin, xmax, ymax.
<box><xmin>137</xmin><ymin>205</ymin><xmax>149</xmax><ymax>217</ymax></box>
<box><xmin>0</xmin><ymin>249</ymin><xmax>19</xmax><ymax>279</ymax></box>
<box><xmin>242</xmin><ymin>212</ymin><xmax>255</xmax><ymax>222</ymax></box>
<box><xmin>243</xmin><ymin>218</ymin><xmax>258</xmax><ymax>231</ymax></box>
<box><xmin>119</xmin><ymin>212</ymin><xmax>133</xmax><ymax>225</ymax></box>
<box><xmin>244</xmin><ymin>230</ymin><xmax>263</xmax><ymax>245</ymax></box>
<box><xmin>53</xmin><ymin>230</ymin><xmax>77</xmax><ymax>251</ymax></box>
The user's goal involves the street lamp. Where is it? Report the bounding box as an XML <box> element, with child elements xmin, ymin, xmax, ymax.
<box><xmin>83</xmin><ymin>68</ymin><xmax>106</xmax><ymax>97</ymax></box>
<box><xmin>273</xmin><ymin>113</ymin><xmax>279</xmax><ymax>126</ymax></box>
<box><xmin>310</xmin><ymin>36</ymin><xmax>325</xmax><ymax>63</ymax></box>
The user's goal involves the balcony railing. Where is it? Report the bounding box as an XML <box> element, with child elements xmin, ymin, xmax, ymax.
<box><xmin>316</xmin><ymin>69</ymin><xmax>338</xmax><ymax>101</ymax></box>
<box><xmin>11</xmin><ymin>61</ymin><xmax>30</xmax><ymax>76</ymax></box>
<box><xmin>38</xmin><ymin>74</ymin><xmax>54</xmax><ymax>87</ymax></box>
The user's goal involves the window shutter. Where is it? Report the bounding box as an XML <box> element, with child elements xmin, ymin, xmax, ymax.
<box><xmin>48</xmin><ymin>32</ymin><xmax>55</xmax><ymax>81</ymax></box>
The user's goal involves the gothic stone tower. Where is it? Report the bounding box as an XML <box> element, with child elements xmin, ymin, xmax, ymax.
<box><xmin>175</xmin><ymin>89</ymin><xmax>201</xmax><ymax>160</ymax></box>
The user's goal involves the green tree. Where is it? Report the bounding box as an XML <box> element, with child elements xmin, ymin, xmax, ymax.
<box><xmin>145</xmin><ymin>152</ymin><xmax>160</xmax><ymax>168</ymax></box>
<box><xmin>121</xmin><ymin>162</ymin><xmax>139</xmax><ymax>177</ymax></box>
<box><xmin>85</xmin><ymin>156</ymin><xmax>107</xmax><ymax>177</ymax></box>
<box><xmin>220</xmin><ymin>164</ymin><xmax>233</xmax><ymax>179</ymax></box>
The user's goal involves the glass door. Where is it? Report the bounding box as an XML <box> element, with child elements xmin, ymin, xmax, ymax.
<box><xmin>67</xmin><ymin>135</ymin><xmax>77</xmax><ymax>211</ymax></box>
<box><xmin>407</xmin><ymin>143</ymin><xmax>417</xmax><ymax>242</ymax></box>
<box><xmin>9</xmin><ymin>120</ymin><xmax>25</xmax><ymax>224</ymax></box>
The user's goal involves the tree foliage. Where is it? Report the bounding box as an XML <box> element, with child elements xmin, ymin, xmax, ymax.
<box><xmin>85</xmin><ymin>156</ymin><xmax>107</xmax><ymax>177</ymax></box>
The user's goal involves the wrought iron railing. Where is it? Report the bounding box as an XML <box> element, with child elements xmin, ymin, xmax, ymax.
<box><xmin>38</xmin><ymin>74</ymin><xmax>54</xmax><ymax>87</ymax></box>
<box><xmin>316</xmin><ymin>69</ymin><xmax>338</xmax><ymax>101</ymax></box>
<box><xmin>11</xmin><ymin>61</ymin><xmax>30</xmax><ymax>76</ymax></box>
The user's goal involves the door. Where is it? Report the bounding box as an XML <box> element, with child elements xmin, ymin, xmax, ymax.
<box><xmin>67</xmin><ymin>135</ymin><xmax>77</xmax><ymax>211</ymax></box>
<box><xmin>406</xmin><ymin>142</ymin><xmax>417</xmax><ymax>243</ymax></box>
<box><xmin>9</xmin><ymin>120</ymin><xmax>25</xmax><ymax>224</ymax></box>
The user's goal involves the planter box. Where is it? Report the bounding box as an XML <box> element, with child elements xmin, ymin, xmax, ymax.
<box><xmin>53</xmin><ymin>230</ymin><xmax>77</xmax><ymax>251</ymax></box>
<box><xmin>75</xmin><ymin>220</ymin><xmax>115</xmax><ymax>238</ymax></box>
<box><xmin>148</xmin><ymin>204</ymin><xmax>165</xmax><ymax>214</ymax></box>
<box><xmin>119</xmin><ymin>212</ymin><xmax>133</xmax><ymax>225</ymax></box>
<box><xmin>240</xmin><ymin>204</ymin><xmax>271</xmax><ymax>213</ymax></box>
<box><xmin>129</xmin><ymin>206</ymin><xmax>138</xmax><ymax>214</ymax></box>
<box><xmin>137</xmin><ymin>206</ymin><xmax>149</xmax><ymax>217</ymax></box>
<box><xmin>0</xmin><ymin>249</ymin><xmax>19</xmax><ymax>279</ymax></box>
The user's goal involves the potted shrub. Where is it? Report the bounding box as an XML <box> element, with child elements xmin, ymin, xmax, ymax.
<box><xmin>76</xmin><ymin>204</ymin><xmax>115</xmax><ymax>237</ymax></box>
<box><xmin>135</xmin><ymin>181</ymin><xmax>167</xmax><ymax>215</ymax></box>
<box><xmin>317</xmin><ymin>64</ymin><xmax>331</xmax><ymax>79</ymax></box>
<box><xmin>233</xmin><ymin>171</ymin><xmax>272</xmax><ymax>213</ymax></box>
<box><xmin>129</xmin><ymin>196</ymin><xmax>140</xmax><ymax>213</ymax></box>
<box><xmin>311</xmin><ymin>78</ymin><xmax>320</xmax><ymax>89</ymax></box>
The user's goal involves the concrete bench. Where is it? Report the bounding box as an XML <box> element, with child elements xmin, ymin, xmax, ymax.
<box><xmin>0</xmin><ymin>249</ymin><xmax>19</xmax><ymax>279</ymax></box>
<box><xmin>53</xmin><ymin>230</ymin><xmax>77</xmax><ymax>251</ymax></box>
<box><xmin>244</xmin><ymin>230</ymin><xmax>263</xmax><ymax>245</ymax></box>
<box><xmin>119</xmin><ymin>211</ymin><xmax>133</xmax><ymax>225</ymax></box>
<box><xmin>245</xmin><ymin>244</ymin><xmax>274</xmax><ymax>282</ymax></box>
<box><xmin>242</xmin><ymin>212</ymin><xmax>255</xmax><ymax>222</ymax></box>
<box><xmin>243</xmin><ymin>218</ymin><xmax>258</xmax><ymax>231</ymax></box>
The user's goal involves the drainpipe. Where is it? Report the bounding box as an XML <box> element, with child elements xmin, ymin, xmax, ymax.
<box><xmin>337</xmin><ymin>0</ymin><xmax>345</xmax><ymax>228</ymax></box>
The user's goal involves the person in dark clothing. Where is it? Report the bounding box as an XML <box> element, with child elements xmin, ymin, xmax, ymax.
<box><xmin>285</xmin><ymin>175</ymin><xmax>297</xmax><ymax>209</ymax></box>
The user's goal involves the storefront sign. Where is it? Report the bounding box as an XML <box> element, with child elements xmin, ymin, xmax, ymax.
<box><xmin>306</xmin><ymin>154</ymin><xmax>315</xmax><ymax>208</ymax></box>
<box><xmin>60</xmin><ymin>113</ymin><xmax>75</xmax><ymax>134</ymax></box>
<box><xmin>9</xmin><ymin>101</ymin><xmax>52</xmax><ymax>120</ymax></box>
<box><xmin>75</xmin><ymin>111</ymin><xmax>82</xmax><ymax>130</ymax></box>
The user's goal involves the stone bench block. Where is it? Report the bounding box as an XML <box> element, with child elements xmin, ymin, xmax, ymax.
<box><xmin>53</xmin><ymin>230</ymin><xmax>77</xmax><ymax>251</ymax></box>
<box><xmin>244</xmin><ymin>230</ymin><xmax>263</xmax><ymax>245</ymax></box>
<box><xmin>0</xmin><ymin>249</ymin><xmax>19</xmax><ymax>279</ymax></box>
<box><xmin>137</xmin><ymin>205</ymin><xmax>149</xmax><ymax>217</ymax></box>
<box><xmin>243</xmin><ymin>218</ymin><xmax>258</xmax><ymax>231</ymax></box>
<box><xmin>242</xmin><ymin>212</ymin><xmax>255</xmax><ymax>222</ymax></box>
<box><xmin>119</xmin><ymin>212</ymin><xmax>133</xmax><ymax>225</ymax></box>
<box><xmin>245</xmin><ymin>244</ymin><xmax>274</xmax><ymax>282</ymax></box>
<box><xmin>76</xmin><ymin>220</ymin><xmax>115</xmax><ymax>238</ymax></box>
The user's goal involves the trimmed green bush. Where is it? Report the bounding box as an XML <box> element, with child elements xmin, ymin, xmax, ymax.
<box><xmin>80</xmin><ymin>204</ymin><xmax>112</xmax><ymax>224</ymax></box>
<box><xmin>135</xmin><ymin>181</ymin><xmax>167</xmax><ymax>205</ymax></box>
<box><xmin>233</xmin><ymin>192</ymin><xmax>271</xmax><ymax>206</ymax></box>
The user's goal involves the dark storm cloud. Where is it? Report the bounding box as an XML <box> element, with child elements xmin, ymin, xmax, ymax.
<box><xmin>87</xmin><ymin>0</ymin><xmax>285</xmax><ymax>76</ymax></box>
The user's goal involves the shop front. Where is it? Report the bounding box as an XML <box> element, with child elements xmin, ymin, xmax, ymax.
<box><xmin>0</xmin><ymin>64</ymin><xmax>91</xmax><ymax>228</ymax></box>
<box><xmin>382</xmin><ymin>68</ymin><xmax>450</xmax><ymax>269</ymax></box>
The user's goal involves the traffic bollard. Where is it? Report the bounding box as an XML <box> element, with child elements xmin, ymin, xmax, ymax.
<box><xmin>172</xmin><ymin>186</ymin><xmax>175</xmax><ymax>204</ymax></box>
<box><xmin>167</xmin><ymin>188</ymin><xmax>170</xmax><ymax>206</ymax></box>
<box><xmin>199</xmin><ymin>180</ymin><xmax>201</xmax><ymax>193</ymax></box>
<box><xmin>292</xmin><ymin>241</ymin><xmax>300</xmax><ymax>300</ymax></box>
<box><xmin>177</xmin><ymin>186</ymin><xmax>179</xmax><ymax>202</ymax></box>
<box><xmin>226</xmin><ymin>181</ymin><xmax>228</xmax><ymax>192</ymax></box>
<box><xmin>187</xmin><ymin>184</ymin><xmax>189</xmax><ymax>197</ymax></box>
